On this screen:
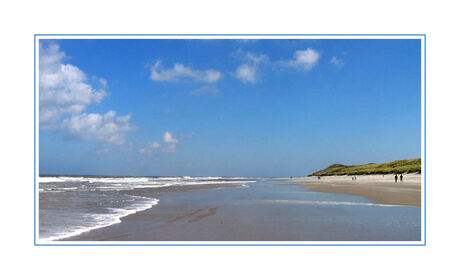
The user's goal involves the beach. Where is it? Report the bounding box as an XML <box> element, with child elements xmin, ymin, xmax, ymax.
<box><xmin>39</xmin><ymin>175</ymin><xmax>421</xmax><ymax>242</ymax></box>
<box><xmin>285</xmin><ymin>173</ymin><xmax>421</xmax><ymax>207</ymax></box>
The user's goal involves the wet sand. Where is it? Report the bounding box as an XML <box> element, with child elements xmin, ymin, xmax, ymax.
<box><xmin>61</xmin><ymin>179</ymin><xmax>421</xmax><ymax>242</ymax></box>
<box><xmin>284</xmin><ymin>174</ymin><xmax>421</xmax><ymax>207</ymax></box>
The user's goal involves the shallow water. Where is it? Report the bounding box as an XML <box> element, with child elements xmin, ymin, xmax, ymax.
<box><xmin>38</xmin><ymin>176</ymin><xmax>254</xmax><ymax>241</ymax></box>
<box><xmin>39</xmin><ymin>177</ymin><xmax>421</xmax><ymax>241</ymax></box>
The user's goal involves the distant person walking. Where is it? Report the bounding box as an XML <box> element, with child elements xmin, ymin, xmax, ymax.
<box><xmin>400</xmin><ymin>174</ymin><xmax>403</xmax><ymax>182</ymax></box>
<box><xmin>394</xmin><ymin>174</ymin><xmax>398</xmax><ymax>183</ymax></box>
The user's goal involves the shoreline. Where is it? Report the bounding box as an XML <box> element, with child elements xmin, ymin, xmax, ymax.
<box><xmin>40</xmin><ymin>177</ymin><xmax>422</xmax><ymax>241</ymax></box>
<box><xmin>58</xmin><ymin>180</ymin><xmax>420</xmax><ymax>241</ymax></box>
<box><xmin>283</xmin><ymin>173</ymin><xmax>421</xmax><ymax>207</ymax></box>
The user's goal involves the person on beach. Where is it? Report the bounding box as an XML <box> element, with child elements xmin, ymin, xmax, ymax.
<box><xmin>400</xmin><ymin>174</ymin><xmax>403</xmax><ymax>182</ymax></box>
<box><xmin>394</xmin><ymin>174</ymin><xmax>398</xmax><ymax>183</ymax></box>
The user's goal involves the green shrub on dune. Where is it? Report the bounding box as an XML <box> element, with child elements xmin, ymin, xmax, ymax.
<box><xmin>309</xmin><ymin>158</ymin><xmax>421</xmax><ymax>176</ymax></box>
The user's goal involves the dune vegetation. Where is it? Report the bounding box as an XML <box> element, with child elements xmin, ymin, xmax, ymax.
<box><xmin>309</xmin><ymin>158</ymin><xmax>421</xmax><ymax>176</ymax></box>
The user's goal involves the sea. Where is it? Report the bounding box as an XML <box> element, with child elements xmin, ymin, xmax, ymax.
<box><xmin>38</xmin><ymin>176</ymin><xmax>255</xmax><ymax>241</ymax></box>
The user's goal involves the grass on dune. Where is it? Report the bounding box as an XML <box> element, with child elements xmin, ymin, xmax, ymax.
<box><xmin>309</xmin><ymin>158</ymin><xmax>421</xmax><ymax>176</ymax></box>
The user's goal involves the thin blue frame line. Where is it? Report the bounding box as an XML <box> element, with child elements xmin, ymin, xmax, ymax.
<box><xmin>34</xmin><ymin>36</ymin><xmax>37</xmax><ymax>246</ymax></box>
<box><xmin>424</xmin><ymin>35</ymin><xmax>427</xmax><ymax>245</ymax></box>
<box><xmin>34</xmin><ymin>34</ymin><xmax>426</xmax><ymax>246</ymax></box>
<box><xmin>34</xmin><ymin>34</ymin><xmax>426</xmax><ymax>37</ymax></box>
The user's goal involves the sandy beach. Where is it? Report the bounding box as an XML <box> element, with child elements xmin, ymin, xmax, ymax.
<box><xmin>51</xmin><ymin>176</ymin><xmax>421</xmax><ymax>242</ymax></box>
<box><xmin>284</xmin><ymin>173</ymin><xmax>421</xmax><ymax>207</ymax></box>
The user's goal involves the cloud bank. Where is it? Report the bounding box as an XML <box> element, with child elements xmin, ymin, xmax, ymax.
<box><xmin>39</xmin><ymin>43</ymin><xmax>134</xmax><ymax>145</ymax></box>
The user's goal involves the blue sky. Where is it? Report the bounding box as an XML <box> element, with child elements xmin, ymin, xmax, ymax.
<box><xmin>39</xmin><ymin>39</ymin><xmax>421</xmax><ymax>177</ymax></box>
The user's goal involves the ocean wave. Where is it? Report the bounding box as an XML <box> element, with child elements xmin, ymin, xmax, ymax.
<box><xmin>149</xmin><ymin>177</ymin><xmax>183</xmax><ymax>181</ymax></box>
<box><xmin>38</xmin><ymin>178</ymin><xmax>254</xmax><ymax>191</ymax></box>
<box><xmin>40</xmin><ymin>197</ymin><xmax>159</xmax><ymax>242</ymax></box>
<box><xmin>88</xmin><ymin>177</ymin><xmax>151</xmax><ymax>184</ymax></box>
<box><xmin>127</xmin><ymin>180</ymin><xmax>256</xmax><ymax>189</ymax></box>
<box><xmin>39</xmin><ymin>176</ymin><xmax>87</xmax><ymax>183</ymax></box>
<box><xmin>39</xmin><ymin>187</ymin><xmax>79</xmax><ymax>193</ymax></box>
<box><xmin>39</xmin><ymin>176</ymin><xmax>252</xmax><ymax>184</ymax></box>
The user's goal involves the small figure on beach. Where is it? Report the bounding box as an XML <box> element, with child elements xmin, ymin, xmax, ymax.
<box><xmin>400</xmin><ymin>174</ymin><xmax>403</xmax><ymax>182</ymax></box>
<box><xmin>317</xmin><ymin>176</ymin><xmax>321</xmax><ymax>180</ymax></box>
<box><xmin>394</xmin><ymin>174</ymin><xmax>398</xmax><ymax>183</ymax></box>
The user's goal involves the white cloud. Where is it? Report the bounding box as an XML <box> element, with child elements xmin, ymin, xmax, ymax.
<box><xmin>150</xmin><ymin>60</ymin><xmax>222</xmax><ymax>83</ymax></box>
<box><xmin>234</xmin><ymin>50</ymin><xmax>269</xmax><ymax>83</ymax></box>
<box><xmin>236</xmin><ymin>63</ymin><xmax>257</xmax><ymax>83</ymax></box>
<box><xmin>139</xmin><ymin>132</ymin><xmax>180</xmax><ymax>155</ymax></box>
<box><xmin>162</xmin><ymin>131</ymin><xmax>178</xmax><ymax>152</ymax></box>
<box><xmin>163</xmin><ymin>131</ymin><xmax>178</xmax><ymax>144</ymax></box>
<box><xmin>245</xmin><ymin>51</ymin><xmax>269</xmax><ymax>64</ymax></box>
<box><xmin>60</xmin><ymin>111</ymin><xmax>134</xmax><ymax>145</ymax></box>
<box><xmin>282</xmin><ymin>48</ymin><xmax>320</xmax><ymax>70</ymax></box>
<box><xmin>138</xmin><ymin>141</ymin><xmax>161</xmax><ymax>155</ymax></box>
<box><xmin>330</xmin><ymin>56</ymin><xmax>345</xmax><ymax>67</ymax></box>
<box><xmin>39</xmin><ymin>43</ymin><xmax>108</xmax><ymax>127</ymax></box>
<box><xmin>39</xmin><ymin>43</ymin><xmax>134</xmax><ymax>145</ymax></box>
<box><xmin>150</xmin><ymin>142</ymin><xmax>161</xmax><ymax>149</ymax></box>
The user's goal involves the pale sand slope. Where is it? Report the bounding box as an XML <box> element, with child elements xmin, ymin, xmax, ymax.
<box><xmin>283</xmin><ymin>173</ymin><xmax>422</xmax><ymax>207</ymax></box>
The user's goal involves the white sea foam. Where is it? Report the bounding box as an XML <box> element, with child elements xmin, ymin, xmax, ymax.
<box><xmin>40</xmin><ymin>186</ymin><xmax>79</xmax><ymax>193</ymax></box>
<box><xmin>150</xmin><ymin>177</ymin><xmax>183</xmax><ymax>181</ymax></box>
<box><xmin>188</xmin><ymin>176</ymin><xmax>223</xmax><ymax>180</ymax></box>
<box><xmin>88</xmin><ymin>177</ymin><xmax>150</xmax><ymax>184</ymax></box>
<box><xmin>39</xmin><ymin>176</ymin><xmax>87</xmax><ymax>183</ymax></box>
<box><xmin>39</xmin><ymin>178</ymin><xmax>256</xmax><ymax>193</ymax></box>
<box><xmin>40</xmin><ymin>197</ymin><xmax>159</xmax><ymax>242</ymax></box>
<box><xmin>126</xmin><ymin>180</ymin><xmax>256</xmax><ymax>189</ymax></box>
<box><xmin>39</xmin><ymin>176</ymin><xmax>252</xmax><ymax>184</ymax></box>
